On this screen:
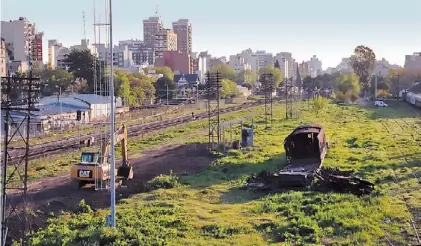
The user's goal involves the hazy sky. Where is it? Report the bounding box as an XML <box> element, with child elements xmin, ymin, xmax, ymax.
<box><xmin>1</xmin><ymin>0</ymin><xmax>421</xmax><ymax>69</ymax></box>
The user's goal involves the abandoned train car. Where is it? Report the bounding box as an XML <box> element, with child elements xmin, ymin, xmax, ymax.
<box><xmin>279</xmin><ymin>124</ymin><xmax>328</xmax><ymax>186</ymax></box>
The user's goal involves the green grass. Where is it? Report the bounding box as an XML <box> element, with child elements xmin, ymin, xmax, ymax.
<box><xmin>25</xmin><ymin>101</ymin><xmax>421</xmax><ymax>245</ymax></box>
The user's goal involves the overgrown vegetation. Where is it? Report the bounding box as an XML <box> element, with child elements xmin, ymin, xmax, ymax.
<box><xmin>26</xmin><ymin>101</ymin><xmax>421</xmax><ymax>245</ymax></box>
<box><xmin>146</xmin><ymin>170</ymin><xmax>181</xmax><ymax>190</ymax></box>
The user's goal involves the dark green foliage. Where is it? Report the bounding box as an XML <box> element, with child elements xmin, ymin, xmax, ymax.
<box><xmin>146</xmin><ymin>170</ymin><xmax>181</xmax><ymax>190</ymax></box>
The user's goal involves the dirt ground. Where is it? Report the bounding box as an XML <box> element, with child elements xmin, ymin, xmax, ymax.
<box><xmin>7</xmin><ymin>143</ymin><xmax>215</xmax><ymax>241</ymax></box>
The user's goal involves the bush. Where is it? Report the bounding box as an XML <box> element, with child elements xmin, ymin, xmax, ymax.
<box><xmin>76</xmin><ymin>199</ymin><xmax>93</xmax><ymax>214</ymax></box>
<box><xmin>311</xmin><ymin>97</ymin><xmax>330</xmax><ymax>116</ymax></box>
<box><xmin>146</xmin><ymin>170</ymin><xmax>181</xmax><ymax>190</ymax></box>
<box><xmin>28</xmin><ymin>202</ymin><xmax>190</xmax><ymax>245</ymax></box>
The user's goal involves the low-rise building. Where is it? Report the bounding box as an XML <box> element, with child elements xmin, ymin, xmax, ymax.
<box><xmin>174</xmin><ymin>74</ymin><xmax>199</xmax><ymax>97</ymax></box>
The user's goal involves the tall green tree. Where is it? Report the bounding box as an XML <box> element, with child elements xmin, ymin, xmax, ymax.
<box><xmin>235</xmin><ymin>69</ymin><xmax>257</xmax><ymax>85</ymax></box>
<box><xmin>259</xmin><ymin>66</ymin><xmax>283</xmax><ymax>87</ymax></box>
<box><xmin>38</xmin><ymin>68</ymin><xmax>75</xmax><ymax>96</ymax></box>
<box><xmin>114</xmin><ymin>71</ymin><xmax>131</xmax><ymax>105</ymax></box>
<box><xmin>154</xmin><ymin>66</ymin><xmax>174</xmax><ymax>80</ymax></box>
<box><xmin>335</xmin><ymin>73</ymin><xmax>361</xmax><ymax>95</ymax></box>
<box><xmin>302</xmin><ymin>76</ymin><xmax>314</xmax><ymax>91</ymax></box>
<box><xmin>211</xmin><ymin>64</ymin><xmax>236</xmax><ymax>81</ymax></box>
<box><xmin>351</xmin><ymin>45</ymin><xmax>376</xmax><ymax>92</ymax></box>
<box><xmin>66</xmin><ymin>49</ymin><xmax>106</xmax><ymax>94</ymax></box>
<box><xmin>220</xmin><ymin>79</ymin><xmax>238</xmax><ymax>99</ymax></box>
<box><xmin>130</xmin><ymin>77</ymin><xmax>156</xmax><ymax>105</ymax></box>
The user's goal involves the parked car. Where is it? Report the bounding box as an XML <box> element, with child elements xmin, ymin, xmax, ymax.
<box><xmin>375</xmin><ymin>100</ymin><xmax>388</xmax><ymax>107</ymax></box>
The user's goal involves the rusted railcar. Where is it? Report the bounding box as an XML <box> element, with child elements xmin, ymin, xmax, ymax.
<box><xmin>277</xmin><ymin>124</ymin><xmax>328</xmax><ymax>187</ymax></box>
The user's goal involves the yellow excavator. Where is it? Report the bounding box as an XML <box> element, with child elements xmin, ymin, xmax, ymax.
<box><xmin>70</xmin><ymin>124</ymin><xmax>134</xmax><ymax>189</ymax></box>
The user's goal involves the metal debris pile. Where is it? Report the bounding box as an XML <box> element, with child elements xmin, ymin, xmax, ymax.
<box><xmin>246</xmin><ymin>167</ymin><xmax>375</xmax><ymax>196</ymax></box>
<box><xmin>313</xmin><ymin>167</ymin><xmax>375</xmax><ymax>196</ymax></box>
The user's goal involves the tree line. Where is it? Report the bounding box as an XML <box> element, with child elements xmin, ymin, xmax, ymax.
<box><xmin>27</xmin><ymin>49</ymin><xmax>288</xmax><ymax>106</ymax></box>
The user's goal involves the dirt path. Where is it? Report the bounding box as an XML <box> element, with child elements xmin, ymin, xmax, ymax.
<box><xmin>7</xmin><ymin>143</ymin><xmax>216</xmax><ymax>240</ymax></box>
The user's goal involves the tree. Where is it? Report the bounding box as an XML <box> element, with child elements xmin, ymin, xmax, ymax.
<box><xmin>220</xmin><ymin>79</ymin><xmax>238</xmax><ymax>99</ymax></box>
<box><xmin>114</xmin><ymin>71</ymin><xmax>131</xmax><ymax>105</ymax></box>
<box><xmin>311</xmin><ymin>96</ymin><xmax>329</xmax><ymax>117</ymax></box>
<box><xmin>130</xmin><ymin>77</ymin><xmax>156</xmax><ymax>105</ymax></box>
<box><xmin>154</xmin><ymin>66</ymin><xmax>174</xmax><ymax>80</ymax></box>
<box><xmin>351</xmin><ymin>45</ymin><xmax>376</xmax><ymax>93</ymax></box>
<box><xmin>335</xmin><ymin>73</ymin><xmax>360</xmax><ymax>94</ymax></box>
<box><xmin>211</xmin><ymin>64</ymin><xmax>236</xmax><ymax>81</ymax></box>
<box><xmin>235</xmin><ymin>69</ymin><xmax>257</xmax><ymax>86</ymax></box>
<box><xmin>66</xmin><ymin>49</ymin><xmax>103</xmax><ymax>93</ymax></box>
<box><xmin>155</xmin><ymin>77</ymin><xmax>177</xmax><ymax>100</ymax></box>
<box><xmin>114</xmin><ymin>71</ymin><xmax>156</xmax><ymax>106</ymax></box>
<box><xmin>274</xmin><ymin>59</ymin><xmax>281</xmax><ymax>69</ymax></box>
<box><xmin>302</xmin><ymin>76</ymin><xmax>314</xmax><ymax>90</ymax></box>
<box><xmin>38</xmin><ymin>68</ymin><xmax>75</xmax><ymax>96</ymax></box>
<box><xmin>334</xmin><ymin>73</ymin><xmax>361</xmax><ymax>103</ymax></box>
<box><xmin>258</xmin><ymin>66</ymin><xmax>283</xmax><ymax>87</ymax></box>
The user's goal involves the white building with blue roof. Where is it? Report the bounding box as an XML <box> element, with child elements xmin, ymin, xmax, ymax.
<box><xmin>2</xmin><ymin>94</ymin><xmax>122</xmax><ymax>136</ymax></box>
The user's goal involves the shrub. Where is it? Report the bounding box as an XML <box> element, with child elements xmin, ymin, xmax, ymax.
<box><xmin>311</xmin><ymin>97</ymin><xmax>330</xmax><ymax>116</ymax></box>
<box><xmin>146</xmin><ymin>170</ymin><xmax>181</xmax><ymax>190</ymax></box>
<box><xmin>76</xmin><ymin>199</ymin><xmax>93</xmax><ymax>214</ymax></box>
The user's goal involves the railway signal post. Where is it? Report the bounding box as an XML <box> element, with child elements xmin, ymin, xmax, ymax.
<box><xmin>206</xmin><ymin>71</ymin><xmax>222</xmax><ymax>149</ymax></box>
<box><xmin>1</xmin><ymin>71</ymin><xmax>41</xmax><ymax>245</ymax></box>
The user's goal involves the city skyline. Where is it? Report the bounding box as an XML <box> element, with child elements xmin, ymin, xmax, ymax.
<box><xmin>2</xmin><ymin>0</ymin><xmax>421</xmax><ymax>68</ymax></box>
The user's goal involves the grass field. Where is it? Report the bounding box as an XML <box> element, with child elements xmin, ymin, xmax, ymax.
<box><xmin>26</xmin><ymin>101</ymin><xmax>421</xmax><ymax>246</ymax></box>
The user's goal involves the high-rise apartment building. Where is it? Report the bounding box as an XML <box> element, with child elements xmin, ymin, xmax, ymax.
<box><xmin>154</xmin><ymin>29</ymin><xmax>177</xmax><ymax>58</ymax></box>
<box><xmin>1</xmin><ymin>17</ymin><xmax>37</xmax><ymax>62</ymax></box>
<box><xmin>119</xmin><ymin>39</ymin><xmax>155</xmax><ymax>65</ymax></box>
<box><xmin>1</xmin><ymin>38</ymin><xmax>7</xmax><ymax>77</ymax></box>
<box><xmin>309</xmin><ymin>55</ymin><xmax>322</xmax><ymax>78</ymax></box>
<box><xmin>143</xmin><ymin>17</ymin><xmax>163</xmax><ymax>48</ymax></box>
<box><xmin>32</xmin><ymin>32</ymin><xmax>43</xmax><ymax>62</ymax></box>
<box><xmin>172</xmin><ymin>19</ymin><xmax>192</xmax><ymax>54</ymax></box>
<box><xmin>275</xmin><ymin>52</ymin><xmax>293</xmax><ymax>79</ymax></box>
<box><xmin>404</xmin><ymin>52</ymin><xmax>421</xmax><ymax>70</ymax></box>
<box><xmin>47</xmin><ymin>39</ymin><xmax>70</xmax><ymax>69</ymax></box>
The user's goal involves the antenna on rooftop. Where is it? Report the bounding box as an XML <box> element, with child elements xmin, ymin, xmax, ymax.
<box><xmin>155</xmin><ymin>4</ymin><xmax>161</xmax><ymax>18</ymax></box>
<box><xmin>83</xmin><ymin>11</ymin><xmax>86</xmax><ymax>40</ymax></box>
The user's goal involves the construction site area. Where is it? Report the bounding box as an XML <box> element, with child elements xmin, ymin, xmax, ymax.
<box><xmin>3</xmin><ymin>69</ymin><xmax>421</xmax><ymax>246</ymax></box>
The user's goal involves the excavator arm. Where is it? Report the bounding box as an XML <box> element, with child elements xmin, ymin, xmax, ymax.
<box><xmin>100</xmin><ymin>124</ymin><xmax>133</xmax><ymax>180</ymax></box>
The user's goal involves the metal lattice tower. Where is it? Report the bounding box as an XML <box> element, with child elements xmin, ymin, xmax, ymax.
<box><xmin>1</xmin><ymin>72</ymin><xmax>41</xmax><ymax>245</ymax></box>
<box><xmin>206</xmin><ymin>71</ymin><xmax>222</xmax><ymax>149</ymax></box>
<box><xmin>285</xmin><ymin>78</ymin><xmax>294</xmax><ymax>119</ymax></box>
<box><xmin>260</xmin><ymin>73</ymin><xmax>274</xmax><ymax>129</ymax></box>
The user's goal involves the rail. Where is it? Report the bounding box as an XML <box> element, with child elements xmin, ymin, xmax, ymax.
<box><xmin>6</xmin><ymin>98</ymin><xmax>277</xmax><ymax>163</ymax></box>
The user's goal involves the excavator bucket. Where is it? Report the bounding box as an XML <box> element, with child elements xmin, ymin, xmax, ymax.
<box><xmin>117</xmin><ymin>165</ymin><xmax>133</xmax><ymax>180</ymax></box>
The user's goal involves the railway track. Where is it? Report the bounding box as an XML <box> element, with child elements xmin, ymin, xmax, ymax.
<box><xmin>379</xmin><ymin>117</ymin><xmax>421</xmax><ymax>245</ymax></box>
<box><xmin>6</xmin><ymin>99</ymin><xmax>272</xmax><ymax>163</ymax></box>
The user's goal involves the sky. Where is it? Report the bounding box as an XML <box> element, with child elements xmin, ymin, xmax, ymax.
<box><xmin>1</xmin><ymin>0</ymin><xmax>421</xmax><ymax>69</ymax></box>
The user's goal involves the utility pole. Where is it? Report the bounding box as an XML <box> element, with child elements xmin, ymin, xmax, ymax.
<box><xmin>108</xmin><ymin>0</ymin><xmax>116</xmax><ymax>228</ymax></box>
<box><xmin>166</xmin><ymin>84</ymin><xmax>169</xmax><ymax>105</ymax></box>
<box><xmin>397</xmin><ymin>73</ymin><xmax>400</xmax><ymax>99</ymax></box>
<box><xmin>374</xmin><ymin>73</ymin><xmax>378</xmax><ymax>100</ymax></box>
